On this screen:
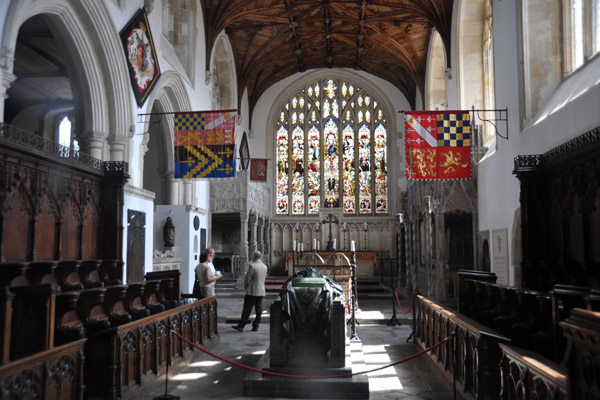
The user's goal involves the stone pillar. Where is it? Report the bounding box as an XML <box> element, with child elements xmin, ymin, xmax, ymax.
<box><xmin>248</xmin><ymin>214</ymin><xmax>258</xmax><ymax>256</ymax></box>
<box><xmin>78</xmin><ymin>133</ymin><xmax>106</xmax><ymax>160</ymax></box>
<box><xmin>257</xmin><ymin>217</ymin><xmax>264</xmax><ymax>254</ymax></box>
<box><xmin>1</xmin><ymin>47</ymin><xmax>16</xmax><ymax>121</ymax></box>
<box><xmin>237</xmin><ymin>215</ymin><xmax>249</xmax><ymax>289</ymax></box>
<box><xmin>108</xmin><ymin>136</ymin><xmax>128</xmax><ymax>162</ymax></box>
<box><xmin>160</xmin><ymin>172</ymin><xmax>179</xmax><ymax>205</ymax></box>
<box><xmin>263</xmin><ymin>218</ymin><xmax>270</xmax><ymax>268</ymax></box>
<box><xmin>183</xmin><ymin>180</ymin><xmax>193</xmax><ymax>205</ymax></box>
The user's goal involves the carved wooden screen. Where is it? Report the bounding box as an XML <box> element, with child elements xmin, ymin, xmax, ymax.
<box><xmin>0</xmin><ymin>126</ymin><xmax>127</xmax><ymax>263</ymax></box>
<box><xmin>514</xmin><ymin>126</ymin><xmax>600</xmax><ymax>291</ymax></box>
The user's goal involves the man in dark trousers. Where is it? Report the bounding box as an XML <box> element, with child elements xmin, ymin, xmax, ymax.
<box><xmin>232</xmin><ymin>250</ymin><xmax>268</xmax><ymax>332</ymax></box>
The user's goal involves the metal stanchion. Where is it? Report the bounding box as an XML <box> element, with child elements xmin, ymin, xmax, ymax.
<box><xmin>452</xmin><ymin>330</ymin><xmax>457</xmax><ymax>400</ymax></box>
<box><xmin>347</xmin><ymin>241</ymin><xmax>359</xmax><ymax>338</ymax></box>
<box><xmin>153</xmin><ymin>332</ymin><xmax>180</xmax><ymax>400</ymax></box>
<box><xmin>406</xmin><ymin>291</ymin><xmax>417</xmax><ymax>343</ymax></box>
<box><xmin>387</xmin><ymin>258</ymin><xmax>400</xmax><ymax>326</ymax></box>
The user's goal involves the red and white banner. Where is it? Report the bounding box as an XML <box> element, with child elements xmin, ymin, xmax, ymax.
<box><xmin>405</xmin><ymin>110</ymin><xmax>471</xmax><ymax>180</ymax></box>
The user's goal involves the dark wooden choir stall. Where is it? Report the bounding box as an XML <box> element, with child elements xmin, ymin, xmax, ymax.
<box><xmin>0</xmin><ymin>124</ymin><xmax>219</xmax><ymax>399</ymax></box>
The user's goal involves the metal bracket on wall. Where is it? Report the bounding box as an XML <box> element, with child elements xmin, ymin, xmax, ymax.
<box><xmin>471</xmin><ymin>106</ymin><xmax>508</xmax><ymax>140</ymax></box>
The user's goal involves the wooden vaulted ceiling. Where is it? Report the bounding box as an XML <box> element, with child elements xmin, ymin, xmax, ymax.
<box><xmin>201</xmin><ymin>0</ymin><xmax>454</xmax><ymax>117</ymax></box>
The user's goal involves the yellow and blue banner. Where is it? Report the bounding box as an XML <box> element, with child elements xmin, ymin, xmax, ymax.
<box><xmin>174</xmin><ymin>110</ymin><xmax>237</xmax><ymax>178</ymax></box>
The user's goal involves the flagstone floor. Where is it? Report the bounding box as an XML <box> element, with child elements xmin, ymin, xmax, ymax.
<box><xmin>143</xmin><ymin>294</ymin><xmax>459</xmax><ymax>400</ymax></box>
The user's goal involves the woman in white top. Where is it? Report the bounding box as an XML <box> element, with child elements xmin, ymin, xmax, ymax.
<box><xmin>195</xmin><ymin>248</ymin><xmax>221</xmax><ymax>298</ymax></box>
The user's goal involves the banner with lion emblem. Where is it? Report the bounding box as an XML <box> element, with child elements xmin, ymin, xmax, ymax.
<box><xmin>405</xmin><ymin>110</ymin><xmax>471</xmax><ymax>180</ymax></box>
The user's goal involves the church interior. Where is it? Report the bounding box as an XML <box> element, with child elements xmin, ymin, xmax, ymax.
<box><xmin>0</xmin><ymin>0</ymin><xmax>599</xmax><ymax>399</ymax></box>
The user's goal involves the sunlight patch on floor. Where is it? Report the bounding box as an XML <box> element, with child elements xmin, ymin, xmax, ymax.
<box><xmin>356</xmin><ymin>310</ymin><xmax>385</xmax><ymax>319</ymax></box>
<box><xmin>190</xmin><ymin>360</ymin><xmax>221</xmax><ymax>367</ymax></box>
<box><xmin>171</xmin><ymin>372</ymin><xmax>208</xmax><ymax>380</ymax></box>
<box><xmin>368</xmin><ymin>376</ymin><xmax>403</xmax><ymax>391</ymax></box>
<box><xmin>360</xmin><ymin>344</ymin><xmax>403</xmax><ymax>391</ymax></box>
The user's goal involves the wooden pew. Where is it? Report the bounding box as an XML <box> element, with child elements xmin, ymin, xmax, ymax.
<box><xmin>10</xmin><ymin>283</ymin><xmax>59</xmax><ymax>360</ymax></box>
<box><xmin>76</xmin><ymin>287</ymin><xmax>110</xmax><ymax>335</ymax></box>
<box><xmin>560</xmin><ymin>308</ymin><xmax>600</xmax><ymax>399</ymax></box>
<box><xmin>145</xmin><ymin>270</ymin><xmax>181</xmax><ymax>304</ymax></box>
<box><xmin>55</xmin><ymin>260</ymin><xmax>85</xmax><ymax>291</ymax></box>
<box><xmin>499</xmin><ymin>343</ymin><xmax>568</xmax><ymax>400</ymax></box>
<box><xmin>103</xmin><ymin>285</ymin><xmax>132</xmax><ymax>326</ymax></box>
<box><xmin>0</xmin><ymin>262</ymin><xmax>28</xmax><ymax>364</ymax></box>
<box><xmin>158</xmin><ymin>278</ymin><xmax>179</xmax><ymax>309</ymax></box>
<box><xmin>142</xmin><ymin>280</ymin><xmax>166</xmax><ymax>314</ymax></box>
<box><xmin>79</xmin><ymin>259</ymin><xmax>104</xmax><ymax>288</ymax></box>
<box><xmin>0</xmin><ymin>338</ymin><xmax>86</xmax><ymax>399</ymax></box>
<box><xmin>55</xmin><ymin>291</ymin><xmax>85</xmax><ymax>346</ymax></box>
<box><xmin>99</xmin><ymin>259</ymin><xmax>123</xmax><ymax>286</ymax></box>
<box><xmin>26</xmin><ymin>261</ymin><xmax>59</xmax><ymax>287</ymax></box>
<box><xmin>124</xmin><ymin>282</ymin><xmax>150</xmax><ymax>320</ymax></box>
<box><xmin>550</xmin><ymin>284</ymin><xmax>589</xmax><ymax>362</ymax></box>
<box><xmin>457</xmin><ymin>269</ymin><xmax>496</xmax><ymax>314</ymax></box>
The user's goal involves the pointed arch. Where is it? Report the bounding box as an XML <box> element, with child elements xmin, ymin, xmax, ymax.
<box><xmin>140</xmin><ymin>71</ymin><xmax>192</xmax><ymax>204</ymax></box>
<box><xmin>426</xmin><ymin>29</ymin><xmax>448</xmax><ymax>110</ymax></box>
<box><xmin>209</xmin><ymin>33</ymin><xmax>237</xmax><ymax>111</ymax></box>
<box><xmin>456</xmin><ymin>0</ymin><xmax>486</xmax><ymax>111</ymax></box>
<box><xmin>1</xmin><ymin>0</ymin><xmax>133</xmax><ymax>161</ymax></box>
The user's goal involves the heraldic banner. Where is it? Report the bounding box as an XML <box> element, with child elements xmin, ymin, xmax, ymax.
<box><xmin>174</xmin><ymin>110</ymin><xmax>237</xmax><ymax>178</ymax></box>
<box><xmin>405</xmin><ymin>110</ymin><xmax>471</xmax><ymax>180</ymax></box>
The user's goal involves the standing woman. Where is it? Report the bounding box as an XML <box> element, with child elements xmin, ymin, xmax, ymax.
<box><xmin>195</xmin><ymin>248</ymin><xmax>221</xmax><ymax>298</ymax></box>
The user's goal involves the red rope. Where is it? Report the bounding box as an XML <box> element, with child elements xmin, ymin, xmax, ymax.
<box><xmin>395</xmin><ymin>289</ymin><xmax>413</xmax><ymax>314</ymax></box>
<box><xmin>170</xmin><ymin>330</ymin><xmax>447</xmax><ymax>379</ymax></box>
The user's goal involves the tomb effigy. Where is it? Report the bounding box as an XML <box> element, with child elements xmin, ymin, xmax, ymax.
<box><xmin>243</xmin><ymin>267</ymin><xmax>369</xmax><ymax>399</ymax></box>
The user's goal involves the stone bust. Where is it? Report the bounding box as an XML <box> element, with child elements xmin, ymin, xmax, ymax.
<box><xmin>164</xmin><ymin>216</ymin><xmax>175</xmax><ymax>247</ymax></box>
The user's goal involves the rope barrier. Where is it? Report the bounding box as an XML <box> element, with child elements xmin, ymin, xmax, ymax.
<box><xmin>394</xmin><ymin>289</ymin><xmax>413</xmax><ymax>314</ymax></box>
<box><xmin>170</xmin><ymin>330</ymin><xmax>447</xmax><ymax>379</ymax></box>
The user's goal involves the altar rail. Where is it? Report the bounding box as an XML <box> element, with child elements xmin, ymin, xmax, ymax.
<box><xmin>416</xmin><ymin>295</ymin><xmax>509</xmax><ymax>400</ymax></box>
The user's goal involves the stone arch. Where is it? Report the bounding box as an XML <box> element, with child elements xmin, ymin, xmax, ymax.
<box><xmin>141</xmin><ymin>71</ymin><xmax>192</xmax><ymax>205</ymax></box>
<box><xmin>425</xmin><ymin>29</ymin><xmax>448</xmax><ymax>110</ymax></box>
<box><xmin>0</xmin><ymin>0</ymin><xmax>133</xmax><ymax>162</ymax></box>
<box><xmin>456</xmin><ymin>0</ymin><xmax>485</xmax><ymax>111</ymax></box>
<box><xmin>209</xmin><ymin>33</ymin><xmax>237</xmax><ymax>110</ymax></box>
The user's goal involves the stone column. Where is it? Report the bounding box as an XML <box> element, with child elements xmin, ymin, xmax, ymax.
<box><xmin>108</xmin><ymin>136</ymin><xmax>128</xmax><ymax>162</ymax></box>
<box><xmin>183</xmin><ymin>180</ymin><xmax>193</xmax><ymax>205</ymax></box>
<box><xmin>237</xmin><ymin>214</ymin><xmax>249</xmax><ymax>289</ymax></box>
<box><xmin>257</xmin><ymin>217</ymin><xmax>264</xmax><ymax>254</ymax></box>
<box><xmin>1</xmin><ymin>48</ymin><xmax>16</xmax><ymax>121</ymax></box>
<box><xmin>248</xmin><ymin>214</ymin><xmax>257</xmax><ymax>256</ymax></box>
<box><xmin>78</xmin><ymin>133</ymin><xmax>107</xmax><ymax>160</ymax></box>
<box><xmin>160</xmin><ymin>172</ymin><xmax>179</xmax><ymax>205</ymax></box>
<box><xmin>263</xmin><ymin>218</ymin><xmax>270</xmax><ymax>268</ymax></box>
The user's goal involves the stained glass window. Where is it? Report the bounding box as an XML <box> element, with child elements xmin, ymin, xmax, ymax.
<box><xmin>276</xmin><ymin>78</ymin><xmax>388</xmax><ymax>215</ymax></box>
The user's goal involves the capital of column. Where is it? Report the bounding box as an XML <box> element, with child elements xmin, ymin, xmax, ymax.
<box><xmin>78</xmin><ymin>131</ymin><xmax>108</xmax><ymax>160</ymax></box>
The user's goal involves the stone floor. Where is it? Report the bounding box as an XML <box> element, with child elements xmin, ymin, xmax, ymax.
<box><xmin>142</xmin><ymin>291</ymin><xmax>458</xmax><ymax>400</ymax></box>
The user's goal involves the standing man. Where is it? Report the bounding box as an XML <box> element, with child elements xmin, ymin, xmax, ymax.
<box><xmin>232</xmin><ymin>250</ymin><xmax>268</xmax><ymax>332</ymax></box>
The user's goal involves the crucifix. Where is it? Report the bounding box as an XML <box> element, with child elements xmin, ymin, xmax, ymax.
<box><xmin>321</xmin><ymin>213</ymin><xmax>339</xmax><ymax>251</ymax></box>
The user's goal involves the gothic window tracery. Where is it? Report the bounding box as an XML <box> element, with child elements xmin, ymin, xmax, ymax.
<box><xmin>276</xmin><ymin>78</ymin><xmax>388</xmax><ymax>216</ymax></box>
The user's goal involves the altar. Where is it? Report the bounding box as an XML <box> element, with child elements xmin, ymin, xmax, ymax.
<box><xmin>284</xmin><ymin>251</ymin><xmax>378</xmax><ymax>277</ymax></box>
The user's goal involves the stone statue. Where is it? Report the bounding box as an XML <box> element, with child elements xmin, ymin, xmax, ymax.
<box><xmin>164</xmin><ymin>217</ymin><xmax>175</xmax><ymax>247</ymax></box>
